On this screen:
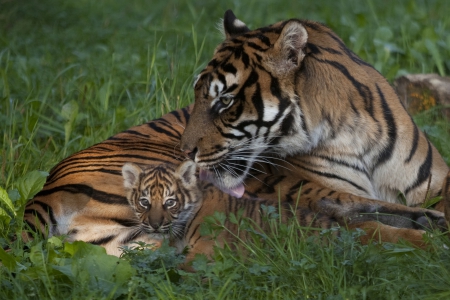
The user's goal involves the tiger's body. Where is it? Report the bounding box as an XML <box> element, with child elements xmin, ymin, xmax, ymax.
<box><xmin>24</xmin><ymin>105</ymin><xmax>448</xmax><ymax>256</ymax></box>
<box><xmin>122</xmin><ymin>160</ymin><xmax>446</xmax><ymax>265</ymax></box>
<box><xmin>24</xmin><ymin>10</ymin><xmax>450</xmax><ymax>256</ymax></box>
<box><xmin>180</xmin><ymin>10</ymin><xmax>449</xmax><ymax>207</ymax></box>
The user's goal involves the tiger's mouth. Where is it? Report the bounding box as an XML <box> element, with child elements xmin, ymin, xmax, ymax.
<box><xmin>195</xmin><ymin>142</ymin><xmax>268</xmax><ymax>198</ymax></box>
<box><xmin>198</xmin><ymin>167</ymin><xmax>246</xmax><ymax>198</ymax></box>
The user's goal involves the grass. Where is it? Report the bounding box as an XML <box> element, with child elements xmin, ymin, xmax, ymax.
<box><xmin>1</xmin><ymin>0</ymin><xmax>450</xmax><ymax>298</ymax></box>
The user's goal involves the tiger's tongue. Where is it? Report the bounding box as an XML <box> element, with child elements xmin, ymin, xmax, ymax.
<box><xmin>199</xmin><ymin>169</ymin><xmax>245</xmax><ymax>198</ymax></box>
<box><xmin>219</xmin><ymin>184</ymin><xmax>245</xmax><ymax>198</ymax></box>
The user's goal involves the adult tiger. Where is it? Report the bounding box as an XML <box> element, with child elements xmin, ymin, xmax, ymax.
<box><xmin>24</xmin><ymin>106</ymin><xmax>447</xmax><ymax>256</ymax></box>
<box><xmin>121</xmin><ymin>160</ymin><xmax>445</xmax><ymax>267</ymax></box>
<box><xmin>180</xmin><ymin>10</ymin><xmax>449</xmax><ymax>208</ymax></box>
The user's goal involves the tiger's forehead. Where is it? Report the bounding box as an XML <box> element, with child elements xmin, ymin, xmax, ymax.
<box><xmin>194</xmin><ymin>65</ymin><xmax>241</xmax><ymax>100</ymax></box>
<box><xmin>141</xmin><ymin>167</ymin><xmax>177</xmax><ymax>199</ymax></box>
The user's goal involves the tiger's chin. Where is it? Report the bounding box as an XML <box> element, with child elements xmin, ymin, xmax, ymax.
<box><xmin>199</xmin><ymin>168</ymin><xmax>245</xmax><ymax>198</ymax></box>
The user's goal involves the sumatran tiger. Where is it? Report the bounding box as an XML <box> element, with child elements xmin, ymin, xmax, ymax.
<box><xmin>24</xmin><ymin>106</ymin><xmax>448</xmax><ymax>256</ymax></box>
<box><xmin>180</xmin><ymin>10</ymin><xmax>450</xmax><ymax>208</ymax></box>
<box><xmin>121</xmin><ymin>160</ymin><xmax>446</xmax><ymax>266</ymax></box>
<box><xmin>23</xmin><ymin>9</ymin><xmax>450</xmax><ymax>255</ymax></box>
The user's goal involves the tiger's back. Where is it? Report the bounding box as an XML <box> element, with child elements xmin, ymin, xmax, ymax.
<box><xmin>24</xmin><ymin>106</ymin><xmax>193</xmax><ymax>255</ymax></box>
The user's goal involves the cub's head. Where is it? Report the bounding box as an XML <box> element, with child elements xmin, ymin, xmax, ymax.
<box><xmin>122</xmin><ymin>160</ymin><xmax>201</xmax><ymax>240</ymax></box>
<box><xmin>181</xmin><ymin>10</ymin><xmax>311</xmax><ymax>197</ymax></box>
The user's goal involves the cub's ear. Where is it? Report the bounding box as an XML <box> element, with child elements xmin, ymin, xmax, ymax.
<box><xmin>122</xmin><ymin>163</ymin><xmax>142</xmax><ymax>189</ymax></box>
<box><xmin>222</xmin><ymin>9</ymin><xmax>250</xmax><ymax>39</ymax></box>
<box><xmin>176</xmin><ymin>160</ymin><xmax>197</xmax><ymax>187</ymax></box>
<box><xmin>271</xmin><ymin>20</ymin><xmax>308</xmax><ymax>71</ymax></box>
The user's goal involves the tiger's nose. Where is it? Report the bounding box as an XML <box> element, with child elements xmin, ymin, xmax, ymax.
<box><xmin>183</xmin><ymin>147</ymin><xmax>197</xmax><ymax>160</ymax></box>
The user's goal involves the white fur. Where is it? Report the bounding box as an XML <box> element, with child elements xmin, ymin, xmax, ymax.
<box><xmin>209</xmin><ymin>79</ymin><xmax>224</xmax><ymax>99</ymax></box>
<box><xmin>233</xmin><ymin>19</ymin><xmax>247</xmax><ymax>28</ymax></box>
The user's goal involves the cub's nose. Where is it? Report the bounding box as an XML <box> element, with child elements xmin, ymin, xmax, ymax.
<box><xmin>151</xmin><ymin>222</ymin><xmax>161</xmax><ymax>230</ymax></box>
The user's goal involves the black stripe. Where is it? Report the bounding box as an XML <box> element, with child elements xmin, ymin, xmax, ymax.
<box><xmin>121</xmin><ymin>229</ymin><xmax>147</xmax><ymax>244</ymax></box>
<box><xmin>148</xmin><ymin>122</ymin><xmax>179</xmax><ymax>139</ymax></box>
<box><xmin>170</xmin><ymin>109</ymin><xmax>182</xmax><ymax>124</ymax></box>
<box><xmin>374</xmin><ymin>84</ymin><xmax>397</xmax><ymax>168</ymax></box>
<box><xmin>90</xmin><ymin>235</ymin><xmax>116</xmax><ymax>245</ymax></box>
<box><xmin>299</xmin><ymin>165</ymin><xmax>368</xmax><ymax>194</ymax></box>
<box><xmin>181</xmin><ymin>106</ymin><xmax>191</xmax><ymax>124</ymax></box>
<box><xmin>222</xmin><ymin>63</ymin><xmax>237</xmax><ymax>74</ymax></box>
<box><xmin>24</xmin><ymin>220</ymin><xmax>40</xmax><ymax>235</ymax></box>
<box><xmin>405</xmin><ymin>124</ymin><xmax>419</xmax><ymax>163</ymax></box>
<box><xmin>404</xmin><ymin>140</ymin><xmax>433</xmax><ymax>196</ymax></box>
<box><xmin>24</xmin><ymin>209</ymin><xmax>50</xmax><ymax>231</ymax></box>
<box><xmin>322</xmin><ymin>30</ymin><xmax>372</xmax><ymax>68</ymax></box>
<box><xmin>36</xmin><ymin>201</ymin><xmax>57</xmax><ymax>226</ymax></box>
<box><xmin>47</xmin><ymin>145</ymin><xmax>179</xmax><ymax>182</ymax></box>
<box><xmin>111</xmin><ymin>218</ymin><xmax>139</xmax><ymax>227</ymax></box>
<box><xmin>246</xmin><ymin>41</ymin><xmax>268</xmax><ymax>52</ymax></box>
<box><xmin>311</xmin><ymin>57</ymin><xmax>377</xmax><ymax>121</ymax></box>
<box><xmin>302</xmin><ymin>188</ymin><xmax>312</xmax><ymax>195</ymax></box>
<box><xmin>312</xmin><ymin>155</ymin><xmax>370</xmax><ymax>178</ymax></box>
<box><xmin>34</xmin><ymin>184</ymin><xmax>129</xmax><ymax>205</ymax></box>
<box><xmin>119</xmin><ymin>129</ymin><xmax>148</xmax><ymax>138</ymax></box>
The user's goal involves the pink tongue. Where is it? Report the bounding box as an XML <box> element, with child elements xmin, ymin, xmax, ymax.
<box><xmin>220</xmin><ymin>184</ymin><xmax>245</xmax><ymax>198</ymax></box>
<box><xmin>199</xmin><ymin>169</ymin><xmax>245</xmax><ymax>198</ymax></box>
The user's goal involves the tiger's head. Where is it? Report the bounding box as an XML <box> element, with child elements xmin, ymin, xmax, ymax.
<box><xmin>122</xmin><ymin>160</ymin><xmax>201</xmax><ymax>240</ymax></box>
<box><xmin>181</xmin><ymin>10</ymin><xmax>317</xmax><ymax>197</ymax></box>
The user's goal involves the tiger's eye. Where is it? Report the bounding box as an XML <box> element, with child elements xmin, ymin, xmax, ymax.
<box><xmin>165</xmin><ymin>199</ymin><xmax>177</xmax><ymax>208</ymax></box>
<box><xmin>139</xmin><ymin>198</ymin><xmax>149</xmax><ymax>208</ymax></box>
<box><xmin>220</xmin><ymin>96</ymin><xmax>232</xmax><ymax>106</ymax></box>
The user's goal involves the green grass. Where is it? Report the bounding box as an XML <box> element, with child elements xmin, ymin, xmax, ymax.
<box><xmin>1</xmin><ymin>0</ymin><xmax>450</xmax><ymax>298</ymax></box>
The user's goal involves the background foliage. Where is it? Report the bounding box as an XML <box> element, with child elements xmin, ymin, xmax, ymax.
<box><xmin>1</xmin><ymin>0</ymin><xmax>449</xmax><ymax>298</ymax></box>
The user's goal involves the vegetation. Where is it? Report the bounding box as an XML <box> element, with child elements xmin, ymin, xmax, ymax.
<box><xmin>1</xmin><ymin>0</ymin><xmax>449</xmax><ymax>298</ymax></box>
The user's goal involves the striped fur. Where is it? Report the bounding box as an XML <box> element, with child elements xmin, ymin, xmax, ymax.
<box><xmin>24</xmin><ymin>106</ymin><xmax>447</xmax><ymax>256</ymax></box>
<box><xmin>125</xmin><ymin>161</ymin><xmax>447</xmax><ymax>266</ymax></box>
<box><xmin>181</xmin><ymin>10</ymin><xmax>449</xmax><ymax>207</ymax></box>
<box><xmin>24</xmin><ymin>106</ymin><xmax>193</xmax><ymax>256</ymax></box>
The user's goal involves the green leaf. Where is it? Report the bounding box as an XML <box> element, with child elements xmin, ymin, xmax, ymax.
<box><xmin>64</xmin><ymin>241</ymin><xmax>135</xmax><ymax>298</ymax></box>
<box><xmin>0</xmin><ymin>187</ymin><xmax>15</xmax><ymax>214</ymax></box>
<box><xmin>228</xmin><ymin>212</ymin><xmax>238</xmax><ymax>225</ymax></box>
<box><xmin>7</xmin><ymin>189</ymin><xmax>21</xmax><ymax>204</ymax></box>
<box><xmin>16</xmin><ymin>170</ymin><xmax>49</xmax><ymax>204</ymax></box>
<box><xmin>213</xmin><ymin>211</ymin><xmax>226</xmax><ymax>226</ymax></box>
<box><xmin>0</xmin><ymin>247</ymin><xmax>18</xmax><ymax>271</ymax></box>
<box><xmin>0</xmin><ymin>187</ymin><xmax>15</xmax><ymax>229</ymax></box>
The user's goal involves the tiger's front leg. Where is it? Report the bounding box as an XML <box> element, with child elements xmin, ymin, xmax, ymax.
<box><xmin>245</xmin><ymin>174</ymin><xmax>447</xmax><ymax>231</ymax></box>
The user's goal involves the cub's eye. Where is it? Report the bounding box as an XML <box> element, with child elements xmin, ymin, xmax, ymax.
<box><xmin>139</xmin><ymin>198</ymin><xmax>149</xmax><ymax>208</ymax></box>
<box><xmin>165</xmin><ymin>199</ymin><xmax>177</xmax><ymax>208</ymax></box>
<box><xmin>220</xmin><ymin>96</ymin><xmax>233</xmax><ymax>106</ymax></box>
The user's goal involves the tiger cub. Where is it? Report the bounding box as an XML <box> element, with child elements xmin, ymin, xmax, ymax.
<box><xmin>122</xmin><ymin>160</ymin><xmax>442</xmax><ymax>266</ymax></box>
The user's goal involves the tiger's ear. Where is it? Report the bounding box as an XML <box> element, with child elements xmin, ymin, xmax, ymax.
<box><xmin>272</xmin><ymin>20</ymin><xmax>308</xmax><ymax>70</ymax></box>
<box><xmin>176</xmin><ymin>160</ymin><xmax>197</xmax><ymax>187</ymax></box>
<box><xmin>122</xmin><ymin>163</ymin><xmax>142</xmax><ymax>189</ymax></box>
<box><xmin>222</xmin><ymin>9</ymin><xmax>250</xmax><ymax>39</ymax></box>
